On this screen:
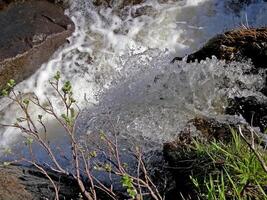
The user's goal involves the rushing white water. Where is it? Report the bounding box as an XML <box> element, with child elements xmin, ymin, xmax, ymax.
<box><xmin>0</xmin><ymin>0</ymin><xmax>267</xmax><ymax>151</ymax></box>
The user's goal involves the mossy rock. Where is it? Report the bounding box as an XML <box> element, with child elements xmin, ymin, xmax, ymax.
<box><xmin>226</xmin><ymin>96</ymin><xmax>267</xmax><ymax>132</ymax></box>
<box><xmin>163</xmin><ymin>115</ymin><xmax>255</xmax><ymax>199</ymax></box>
<box><xmin>173</xmin><ymin>28</ymin><xmax>267</xmax><ymax>69</ymax></box>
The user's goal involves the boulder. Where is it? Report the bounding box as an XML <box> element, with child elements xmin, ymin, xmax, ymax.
<box><xmin>0</xmin><ymin>164</ymin><xmax>80</xmax><ymax>200</ymax></box>
<box><xmin>0</xmin><ymin>0</ymin><xmax>74</xmax><ymax>90</ymax></box>
<box><xmin>0</xmin><ymin>0</ymin><xmax>67</xmax><ymax>10</ymax></box>
<box><xmin>173</xmin><ymin>28</ymin><xmax>267</xmax><ymax>69</ymax></box>
<box><xmin>92</xmin><ymin>0</ymin><xmax>144</xmax><ymax>8</ymax></box>
<box><xmin>0</xmin><ymin>166</ymin><xmax>32</xmax><ymax>200</ymax></box>
<box><xmin>259</xmin><ymin>75</ymin><xmax>267</xmax><ymax>96</ymax></box>
<box><xmin>224</xmin><ymin>0</ymin><xmax>263</xmax><ymax>13</ymax></box>
<box><xmin>226</xmin><ymin>96</ymin><xmax>267</xmax><ymax>132</ymax></box>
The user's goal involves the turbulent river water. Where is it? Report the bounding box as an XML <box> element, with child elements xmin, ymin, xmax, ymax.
<box><xmin>0</xmin><ymin>0</ymin><xmax>267</xmax><ymax>156</ymax></box>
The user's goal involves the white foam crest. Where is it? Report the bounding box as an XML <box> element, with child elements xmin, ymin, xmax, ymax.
<box><xmin>0</xmin><ymin>0</ymin><xmax>266</xmax><ymax>149</ymax></box>
<box><xmin>76</xmin><ymin>50</ymin><xmax>264</xmax><ymax>148</ymax></box>
<box><xmin>13</xmin><ymin>0</ymin><xmax>267</xmax><ymax>103</ymax></box>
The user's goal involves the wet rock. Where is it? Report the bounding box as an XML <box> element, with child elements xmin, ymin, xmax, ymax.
<box><xmin>185</xmin><ymin>115</ymin><xmax>248</xmax><ymax>141</ymax></box>
<box><xmin>131</xmin><ymin>5</ymin><xmax>156</xmax><ymax>18</ymax></box>
<box><xmin>259</xmin><ymin>75</ymin><xmax>267</xmax><ymax>96</ymax></box>
<box><xmin>117</xmin><ymin>0</ymin><xmax>144</xmax><ymax>8</ymax></box>
<box><xmin>92</xmin><ymin>0</ymin><xmax>144</xmax><ymax>8</ymax></box>
<box><xmin>173</xmin><ymin>28</ymin><xmax>267</xmax><ymax>69</ymax></box>
<box><xmin>224</xmin><ymin>0</ymin><xmax>261</xmax><ymax>13</ymax></box>
<box><xmin>260</xmin><ymin>85</ymin><xmax>267</xmax><ymax>96</ymax></box>
<box><xmin>226</xmin><ymin>95</ymin><xmax>267</xmax><ymax>132</ymax></box>
<box><xmin>171</xmin><ymin>115</ymin><xmax>250</xmax><ymax>144</ymax></box>
<box><xmin>0</xmin><ymin>0</ymin><xmax>67</xmax><ymax>9</ymax></box>
<box><xmin>0</xmin><ymin>164</ymin><xmax>80</xmax><ymax>200</ymax></box>
<box><xmin>0</xmin><ymin>167</ymin><xmax>32</xmax><ymax>200</ymax></box>
<box><xmin>92</xmin><ymin>0</ymin><xmax>158</xmax><ymax>19</ymax></box>
<box><xmin>0</xmin><ymin>0</ymin><xmax>6</xmax><ymax>10</ymax></box>
<box><xmin>0</xmin><ymin>0</ymin><xmax>74</xmax><ymax>90</ymax></box>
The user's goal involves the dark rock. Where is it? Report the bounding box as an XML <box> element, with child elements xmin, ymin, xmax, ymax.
<box><xmin>118</xmin><ymin>0</ymin><xmax>144</xmax><ymax>8</ymax></box>
<box><xmin>92</xmin><ymin>0</ymin><xmax>158</xmax><ymax>20</ymax></box>
<box><xmin>224</xmin><ymin>0</ymin><xmax>260</xmax><ymax>13</ymax></box>
<box><xmin>174</xmin><ymin>28</ymin><xmax>267</xmax><ymax>69</ymax></box>
<box><xmin>0</xmin><ymin>0</ymin><xmax>74</xmax><ymax>90</ymax></box>
<box><xmin>0</xmin><ymin>0</ymin><xmax>67</xmax><ymax>10</ymax></box>
<box><xmin>0</xmin><ymin>166</ymin><xmax>33</xmax><ymax>200</ymax></box>
<box><xmin>92</xmin><ymin>0</ymin><xmax>111</xmax><ymax>7</ymax></box>
<box><xmin>260</xmin><ymin>75</ymin><xmax>267</xmax><ymax>96</ymax></box>
<box><xmin>131</xmin><ymin>5</ymin><xmax>156</xmax><ymax>18</ymax></box>
<box><xmin>226</xmin><ymin>96</ymin><xmax>267</xmax><ymax>132</ymax></box>
<box><xmin>260</xmin><ymin>85</ymin><xmax>267</xmax><ymax>96</ymax></box>
<box><xmin>92</xmin><ymin>0</ymin><xmax>144</xmax><ymax>8</ymax></box>
<box><xmin>185</xmin><ymin>116</ymin><xmax>247</xmax><ymax>141</ymax></box>
<box><xmin>0</xmin><ymin>164</ymin><xmax>80</xmax><ymax>200</ymax></box>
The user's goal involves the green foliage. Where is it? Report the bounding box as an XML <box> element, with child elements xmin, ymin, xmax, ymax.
<box><xmin>61</xmin><ymin>113</ymin><xmax>71</xmax><ymax>125</ymax></box>
<box><xmin>1</xmin><ymin>73</ymin><xmax>162</xmax><ymax>200</ymax></box>
<box><xmin>38</xmin><ymin>115</ymin><xmax>43</xmax><ymax>120</ymax></box>
<box><xmin>104</xmin><ymin>163</ymin><xmax>112</xmax><ymax>172</ymax></box>
<box><xmin>191</xmin><ymin>129</ymin><xmax>267</xmax><ymax>199</ymax></box>
<box><xmin>89</xmin><ymin>151</ymin><xmax>97</xmax><ymax>158</ymax></box>
<box><xmin>54</xmin><ymin>71</ymin><xmax>61</xmax><ymax>81</ymax></box>
<box><xmin>23</xmin><ymin>99</ymin><xmax>30</xmax><ymax>105</ymax></box>
<box><xmin>25</xmin><ymin>137</ymin><xmax>34</xmax><ymax>146</ymax></box>
<box><xmin>62</xmin><ymin>81</ymin><xmax>72</xmax><ymax>94</ymax></box>
<box><xmin>121</xmin><ymin>174</ymin><xmax>137</xmax><ymax>199</ymax></box>
<box><xmin>7</xmin><ymin>79</ymin><xmax>15</xmax><ymax>88</ymax></box>
<box><xmin>1</xmin><ymin>79</ymin><xmax>15</xmax><ymax>96</ymax></box>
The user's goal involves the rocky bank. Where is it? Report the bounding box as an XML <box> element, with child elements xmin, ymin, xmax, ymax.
<box><xmin>0</xmin><ymin>0</ymin><xmax>74</xmax><ymax>90</ymax></box>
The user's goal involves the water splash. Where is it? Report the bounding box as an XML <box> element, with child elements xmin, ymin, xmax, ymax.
<box><xmin>75</xmin><ymin>49</ymin><xmax>264</xmax><ymax>150</ymax></box>
<box><xmin>0</xmin><ymin>0</ymin><xmax>266</xmax><ymax>149</ymax></box>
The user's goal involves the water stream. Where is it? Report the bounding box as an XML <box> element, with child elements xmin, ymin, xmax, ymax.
<box><xmin>0</xmin><ymin>0</ymin><xmax>267</xmax><ymax>157</ymax></box>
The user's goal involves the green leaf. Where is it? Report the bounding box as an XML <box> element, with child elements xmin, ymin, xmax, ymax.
<box><xmin>1</xmin><ymin>89</ymin><xmax>8</xmax><ymax>96</ymax></box>
<box><xmin>54</xmin><ymin>71</ymin><xmax>61</xmax><ymax>81</ymax></box>
<box><xmin>70</xmin><ymin>108</ymin><xmax>76</xmax><ymax>118</ymax></box>
<box><xmin>70</xmin><ymin>97</ymin><xmax>76</xmax><ymax>103</ymax></box>
<box><xmin>89</xmin><ymin>151</ymin><xmax>97</xmax><ymax>158</ymax></box>
<box><xmin>23</xmin><ymin>99</ymin><xmax>30</xmax><ymax>105</ymax></box>
<box><xmin>61</xmin><ymin>114</ymin><xmax>70</xmax><ymax>124</ymax></box>
<box><xmin>38</xmin><ymin>115</ymin><xmax>43</xmax><ymax>120</ymax></box>
<box><xmin>62</xmin><ymin>81</ymin><xmax>72</xmax><ymax>94</ymax></box>
<box><xmin>121</xmin><ymin>174</ymin><xmax>136</xmax><ymax>198</ymax></box>
<box><xmin>25</xmin><ymin>137</ymin><xmax>34</xmax><ymax>145</ymax></box>
<box><xmin>104</xmin><ymin>163</ymin><xmax>112</xmax><ymax>172</ymax></box>
<box><xmin>16</xmin><ymin>118</ymin><xmax>23</xmax><ymax>122</ymax></box>
<box><xmin>7</xmin><ymin>79</ymin><xmax>15</xmax><ymax>88</ymax></box>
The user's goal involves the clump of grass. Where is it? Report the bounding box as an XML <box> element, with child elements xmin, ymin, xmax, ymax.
<box><xmin>191</xmin><ymin>128</ymin><xmax>267</xmax><ymax>200</ymax></box>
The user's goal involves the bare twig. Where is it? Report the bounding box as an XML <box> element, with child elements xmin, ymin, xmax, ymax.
<box><xmin>238</xmin><ymin>126</ymin><xmax>267</xmax><ymax>173</ymax></box>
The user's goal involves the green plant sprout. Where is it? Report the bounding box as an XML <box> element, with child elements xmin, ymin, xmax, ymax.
<box><xmin>0</xmin><ymin>72</ymin><xmax>163</xmax><ymax>200</ymax></box>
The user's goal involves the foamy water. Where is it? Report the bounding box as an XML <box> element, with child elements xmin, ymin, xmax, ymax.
<box><xmin>0</xmin><ymin>0</ymin><xmax>267</xmax><ymax>150</ymax></box>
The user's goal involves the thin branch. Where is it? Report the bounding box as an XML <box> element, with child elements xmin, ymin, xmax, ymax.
<box><xmin>238</xmin><ymin>126</ymin><xmax>267</xmax><ymax>173</ymax></box>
